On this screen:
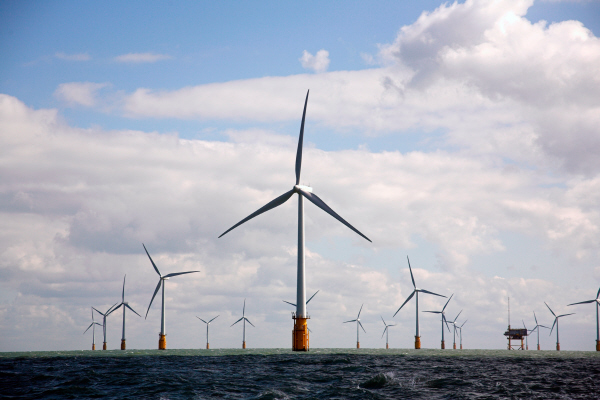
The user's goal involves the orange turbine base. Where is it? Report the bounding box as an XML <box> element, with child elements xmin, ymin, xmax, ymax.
<box><xmin>415</xmin><ymin>336</ymin><xmax>421</xmax><ymax>349</ymax></box>
<box><xmin>92</xmin><ymin>344</ymin><xmax>96</xmax><ymax>351</ymax></box>
<box><xmin>242</xmin><ymin>341</ymin><xmax>246</xmax><ymax>349</ymax></box>
<box><xmin>292</xmin><ymin>317</ymin><xmax>309</xmax><ymax>351</ymax></box>
<box><xmin>121</xmin><ymin>339</ymin><xmax>126</xmax><ymax>350</ymax></box>
<box><xmin>103</xmin><ymin>342</ymin><xmax>107</xmax><ymax>350</ymax></box>
<box><xmin>596</xmin><ymin>340</ymin><xmax>600</xmax><ymax>351</ymax></box>
<box><xmin>158</xmin><ymin>334</ymin><xmax>166</xmax><ymax>350</ymax></box>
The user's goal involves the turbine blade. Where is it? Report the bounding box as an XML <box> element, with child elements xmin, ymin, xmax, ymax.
<box><xmin>306</xmin><ymin>290</ymin><xmax>319</xmax><ymax>304</ymax></box>
<box><xmin>163</xmin><ymin>270</ymin><xmax>200</xmax><ymax>278</ymax></box>
<box><xmin>111</xmin><ymin>303</ymin><xmax>123</xmax><ymax>313</ymax></box>
<box><xmin>357</xmin><ymin>304</ymin><xmax>364</xmax><ymax>319</ymax></box>
<box><xmin>145</xmin><ymin>280</ymin><xmax>162</xmax><ymax>319</ymax></box>
<box><xmin>597</xmin><ymin>286</ymin><xmax>600</xmax><ymax>300</ymax></box>
<box><xmin>460</xmin><ymin>319</ymin><xmax>467</xmax><ymax>328</ymax></box>
<box><xmin>143</xmin><ymin>244</ymin><xmax>162</xmax><ymax>277</ymax></box>
<box><xmin>92</xmin><ymin>307</ymin><xmax>104</xmax><ymax>316</ymax></box>
<box><xmin>380</xmin><ymin>315</ymin><xmax>386</xmax><ymax>326</ymax></box>
<box><xmin>297</xmin><ymin>188</ymin><xmax>371</xmax><ymax>242</ymax></box>
<box><xmin>423</xmin><ymin>311</ymin><xmax>441</xmax><ymax>314</ymax></box>
<box><xmin>453</xmin><ymin>310</ymin><xmax>463</xmax><ymax>322</ymax></box>
<box><xmin>358</xmin><ymin>320</ymin><xmax>366</xmax><ymax>333</ymax></box>
<box><xmin>218</xmin><ymin>190</ymin><xmax>295</xmax><ymax>238</ymax></box>
<box><xmin>567</xmin><ymin>299</ymin><xmax>595</xmax><ymax>306</ymax></box>
<box><xmin>122</xmin><ymin>275</ymin><xmax>126</xmax><ymax>302</ymax></box>
<box><xmin>125</xmin><ymin>304</ymin><xmax>141</xmax><ymax>317</ymax></box>
<box><xmin>295</xmin><ymin>90</ymin><xmax>309</xmax><ymax>186</ymax></box>
<box><xmin>522</xmin><ymin>319</ymin><xmax>527</xmax><ymax>330</ymax></box>
<box><xmin>208</xmin><ymin>315</ymin><xmax>220</xmax><ymax>323</ymax></box>
<box><xmin>84</xmin><ymin>322</ymin><xmax>94</xmax><ymax>333</ymax></box>
<box><xmin>442</xmin><ymin>293</ymin><xmax>454</xmax><ymax>312</ymax></box>
<box><xmin>197</xmin><ymin>317</ymin><xmax>208</xmax><ymax>324</ymax></box>
<box><xmin>550</xmin><ymin>318</ymin><xmax>557</xmax><ymax>335</ymax></box>
<box><xmin>557</xmin><ymin>313</ymin><xmax>575</xmax><ymax>318</ymax></box>
<box><xmin>245</xmin><ymin>318</ymin><xmax>255</xmax><ymax>327</ymax></box>
<box><xmin>106</xmin><ymin>302</ymin><xmax>119</xmax><ymax>315</ymax></box>
<box><xmin>381</xmin><ymin>326</ymin><xmax>387</xmax><ymax>339</ymax></box>
<box><xmin>544</xmin><ymin>301</ymin><xmax>556</xmax><ymax>317</ymax></box>
<box><xmin>343</xmin><ymin>319</ymin><xmax>357</xmax><ymax>323</ymax></box>
<box><xmin>533</xmin><ymin>311</ymin><xmax>538</xmax><ymax>325</ymax></box>
<box><xmin>393</xmin><ymin>290</ymin><xmax>416</xmax><ymax>317</ymax></box>
<box><xmin>419</xmin><ymin>289</ymin><xmax>446</xmax><ymax>298</ymax></box>
<box><xmin>283</xmin><ymin>300</ymin><xmax>296</xmax><ymax>307</ymax></box>
<box><xmin>407</xmin><ymin>256</ymin><xmax>416</xmax><ymax>289</ymax></box>
<box><xmin>243</xmin><ymin>299</ymin><xmax>246</xmax><ymax>317</ymax></box>
<box><xmin>230</xmin><ymin>317</ymin><xmax>243</xmax><ymax>327</ymax></box>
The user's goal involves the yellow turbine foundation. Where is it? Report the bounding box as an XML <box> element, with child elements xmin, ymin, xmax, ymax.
<box><xmin>386</xmin><ymin>343</ymin><xmax>389</xmax><ymax>349</ymax></box>
<box><xmin>453</xmin><ymin>343</ymin><xmax>456</xmax><ymax>349</ymax></box>
<box><xmin>357</xmin><ymin>342</ymin><xmax>360</xmax><ymax>349</ymax></box>
<box><xmin>460</xmin><ymin>344</ymin><xmax>463</xmax><ymax>350</ymax></box>
<box><xmin>441</xmin><ymin>341</ymin><xmax>445</xmax><ymax>349</ymax></box>
<box><xmin>596</xmin><ymin>340</ymin><xmax>600</xmax><ymax>351</ymax></box>
<box><xmin>158</xmin><ymin>334</ymin><xmax>166</xmax><ymax>350</ymax></box>
<box><xmin>206</xmin><ymin>343</ymin><xmax>210</xmax><ymax>349</ymax></box>
<box><xmin>103</xmin><ymin>342</ymin><xmax>107</xmax><ymax>350</ymax></box>
<box><xmin>292</xmin><ymin>316</ymin><xmax>309</xmax><ymax>351</ymax></box>
<box><xmin>415</xmin><ymin>336</ymin><xmax>421</xmax><ymax>349</ymax></box>
<box><xmin>121</xmin><ymin>339</ymin><xmax>126</xmax><ymax>350</ymax></box>
<box><xmin>243</xmin><ymin>341</ymin><xmax>246</xmax><ymax>349</ymax></box>
<box><xmin>556</xmin><ymin>342</ymin><xmax>560</xmax><ymax>351</ymax></box>
<box><xmin>92</xmin><ymin>344</ymin><xmax>96</xmax><ymax>351</ymax></box>
<box><xmin>537</xmin><ymin>344</ymin><xmax>540</xmax><ymax>350</ymax></box>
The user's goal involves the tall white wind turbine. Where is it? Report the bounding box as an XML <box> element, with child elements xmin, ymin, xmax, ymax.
<box><xmin>423</xmin><ymin>293</ymin><xmax>453</xmax><ymax>349</ymax></box>
<box><xmin>344</xmin><ymin>304</ymin><xmax>366</xmax><ymax>349</ymax></box>
<box><xmin>197</xmin><ymin>315</ymin><xmax>219</xmax><ymax>349</ymax></box>
<box><xmin>110</xmin><ymin>275</ymin><xmax>141</xmax><ymax>350</ymax></box>
<box><xmin>545</xmin><ymin>301</ymin><xmax>574</xmax><ymax>351</ymax></box>
<box><xmin>457</xmin><ymin>319</ymin><xmax>467</xmax><ymax>349</ymax></box>
<box><xmin>448</xmin><ymin>310</ymin><xmax>463</xmax><ymax>349</ymax></box>
<box><xmin>83</xmin><ymin>307</ymin><xmax>102</xmax><ymax>350</ymax></box>
<box><xmin>231</xmin><ymin>299</ymin><xmax>254</xmax><ymax>349</ymax></box>
<box><xmin>529</xmin><ymin>311</ymin><xmax>550</xmax><ymax>350</ymax></box>
<box><xmin>218</xmin><ymin>91</ymin><xmax>371</xmax><ymax>351</ymax></box>
<box><xmin>93</xmin><ymin>303</ymin><xmax>118</xmax><ymax>350</ymax></box>
<box><xmin>567</xmin><ymin>287</ymin><xmax>600</xmax><ymax>351</ymax></box>
<box><xmin>380</xmin><ymin>316</ymin><xmax>396</xmax><ymax>349</ymax></box>
<box><xmin>143</xmin><ymin>244</ymin><xmax>199</xmax><ymax>350</ymax></box>
<box><xmin>393</xmin><ymin>256</ymin><xmax>446</xmax><ymax>349</ymax></box>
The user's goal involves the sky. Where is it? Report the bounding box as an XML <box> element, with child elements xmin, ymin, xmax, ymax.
<box><xmin>1</xmin><ymin>0</ymin><xmax>600</xmax><ymax>352</ymax></box>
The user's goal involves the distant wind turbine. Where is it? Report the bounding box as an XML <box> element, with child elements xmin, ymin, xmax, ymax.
<box><xmin>218</xmin><ymin>90</ymin><xmax>371</xmax><ymax>351</ymax></box>
<box><xmin>344</xmin><ymin>304</ymin><xmax>366</xmax><ymax>349</ymax></box>
<box><xmin>110</xmin><ymin>275</ymin><xmax>141</xmax><ymax>350</ymax></box>
<box><xmin>567</xmin><ymin>287</ymin><xmax>600</xmax><ymax>351</ymax></box>
<box><xmin>93</xmin><ymin>303</ymin><xmax>118</xmax><ymax>350</ymax></box>
<box><xmin>457</xmin><ymin>320</ymin><xmax>467</xmax><ymax>349</ymax></box>
<box><xmin>423</xmin><ymin>293</ymin><xmax>453</xmax><ymax>349</ymax></box>
<box><xmin>143</xmin><ymin>244</ymin><xmax>199</xmax><ymax>350</ymax></box>
<box><xmin>545</xmin><ymin>301</ymin><xmax>574</xmax><ymax>351</ymax></box>
<box><xmin>522</xmin><ymin>320</ymin><xmax>529</xmax><ymax>350</ymax></box>
<box><xmin>380</xmin><ymin>316</ymin><xmax>396</xmax><ymax>349</ymax></box>
<box><xmin>197</xmin><ymin>315</ymin><xmax>219</xmax><ymax>349</ymax></box>
<box><xmin>393</xmin><ymin>256</ymin><xmax>446</xmax><ymax>349</ymax></box>
<box><xmin>83</xmin><ymin>307</ymin><xmax>102</xmax><ymax>350</ymax></box>
<box><xmin>231</xmin><ymin>299</ymin><xmax>254</xmax><ymax>349</ymax></box>
<box><xmin>447</xmin><ymin>310</ymin><xmax>463</xmax><ymax>349</ymax></box>
<box><xmin>529</xmin><ymin>311</ymin><xmax>550</xmax><ymax>350</ymax></box>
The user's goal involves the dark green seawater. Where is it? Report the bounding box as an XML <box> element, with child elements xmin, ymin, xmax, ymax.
<box><xmin>1</xmin><ymin>349</ymin><xmax>599</xmax><ymax>399</ymax></box>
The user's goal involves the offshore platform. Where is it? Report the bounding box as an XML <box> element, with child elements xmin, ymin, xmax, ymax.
<box><xmin>503</xmin><ymin>297</ymin><xmax>528</xmax><ymax>350</ymax></box>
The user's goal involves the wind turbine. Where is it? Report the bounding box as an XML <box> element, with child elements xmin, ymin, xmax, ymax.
<box><xmin>545</xmin><ymin>301</ymin><xmax>574</xmax><ymax>351</ymax></box>
<box><xmin>93</xmin><ymin>303</ymin><xmax>118</xmax><ymax>350</ymax></box>
<box><xmin>218</xmin><ymin>90</ymin><xmax>371</xmax><ymax>351</ymax></box>
<box><xmin>447</xmin><ymin>310</ymin><xmax>463</xmax><ymax>349</ymax></box>
<box><xmin>110</xmin><ymin>275</ymin><xmax>141</xmax><ymax>350</ymax></box>
<box><xmin>197</xmin><ymin>315</ymin><xmax>219</xmax><ymax>349</ymax></box>
<box><xmin>529</xmin><ymin>311</ymin><xmax>550</xmax><ymax>350</ymax></box>
<box><xmin>393</xmin><ymin>256</ymin><xmax>446</xmax><ymax>349</ymax></box>
<box><xmin>380</xmin><ymin>316</ymin><xmax>396</xmax><ymax>349</ymax></box>
<box><xmin>143</xmin><ymin>243</ymin><xmax>200</xmax><ymax>350</ymax></box>
<box><xmin>457</xmin><ymin>320</ymin><xmax>467</xmax><ymax>349</ymax></box>
<box><xmin>522</xmin><ymin>320</ymin><xmax>529</xmax><ymax>350</ymax></box>
<box><xmin>344</xmin><ymin>304</ymin><xmax>366</xmax><ymax>349</ymax></box>
<box><xmin>568</xmin><ymin>287</ymin><xmax>600</xmax><ymax>351</ymax></box>
<box><xmin>423</xmin><ymin>293</ymin><xmax>453</xmax><ymax>349</ymax></box>
<box><xmin>83</xmin><ymin>307</ymin><xmax>102</xmax><ymax>350</ymax></box>
<box><xmin>231</xmin><ymin>299</ymin><xmax>254</xmax><ymax>349</ymax></box>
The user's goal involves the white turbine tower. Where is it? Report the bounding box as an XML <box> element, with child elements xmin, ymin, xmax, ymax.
<box><xmin>457</xmin><ymin>320</ymin><xmax>467</xmax><ymax>349</ymax></box>
<box><xmin>567</xmin><ymin>287</ymin><xmax>600</xmax><ymax>351</ymax></box>
<box><xmin>529</xmin><ymin>311</ymin><xmax>550</xmax><ymax>350</ymax></box>
<box><xmin>93</xmin><ymin>303</ymin><xmax>118</xmax><ymax>350</ymax></box>
<box><xmin>110</xmin><ymin>275</ymin><xmax>141</xmax><ymax>350</ymax></box>
<box><xmin>423</xmin><ymin>293</ymin><xmax>453</xmax><ymax>349</ymax></box>
<box><xmin>545</xmin><ymin>301</ymin><xmax>574</xmax><ymax>351</ymax></box>
<box><xmin>344</xmin><ymin>304</ymin><xmax>366</xmax><ymax>349</ymax></box>
<box><xmin>522</xmin><ymin>320</ymin><xmax>529</xmax><ymax>350</ymax></box>
<box><xmin>393</xmin><ymin>256</ymin><xmax>446</xmax><ymax>349</ymax></box>
<box><xmin>196</xmin><ymin>315</ymin><xmax>219</xmax><ymax>349</ymax></box>
<box><xmin>380</xmin><ymin>316</ymin><xmax>396</xmax><ymax>349</ymax></box>
<box><xmin>83</xmin><ymin>307</ymin><xmax>102</xmax><ymax>350</ymax></box>
<box><xmin>231</xmin><ymin>299</ymin><xmax>254</xmax><ymax>349</ymax></box>
<box><xmin>218</xmin><ymin>90</ymin><xmax>371</xmax><ymax>351</ymax></box>
<box><xmin>143</xmin><ymin>244</ymin><xmax>200</xmax><ymax>350</ymax></box>
<box><xmin>447</xmin><ymin>310</ymin><xmax>463</xmax><ymax>349</ymax></box>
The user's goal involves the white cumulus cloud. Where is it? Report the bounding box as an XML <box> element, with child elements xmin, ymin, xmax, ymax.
<box><xmin>299</xmin><ymin>49</ymin><xmax>330</xmax><ymax>73</ymax></box>
<box><xmin>54</xmin><ymin>82</ymin><xmax>109</xmax><ymax>107</ymax></box>
<box><xmin>114</xmin><ymin>52</ymin><xmax>172</xmax><ymax>63</ymax></box>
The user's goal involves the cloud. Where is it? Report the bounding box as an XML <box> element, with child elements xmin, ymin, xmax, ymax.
<box><xmin>0</xmin><ymin>94</ymin><xmax>599</xmax><ymax>350</ymax></box>
<box><xmin>55</xmin><ymin>52</ymin><xmax>91</xmax><ymax>61</ymax></box>
<box><xmin>114</xmin><ymin>52</ymin><xmax>172</xmax><ymax>63</ymax></box>
<box><xmin>54</xmin><ymin>82</ymin><xmax>109</xmax><ymax>107</ymax></box>
<box><xmin>299</xmin><ymin>49</ymin><xmax>330</xmax><ymax>73</ymax></box>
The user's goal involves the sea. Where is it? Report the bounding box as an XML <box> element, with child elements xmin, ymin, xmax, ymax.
<box><xmin>1</xmin><ymin>348</ymin><xmax>599</xmax><ymax>399</ymax></box>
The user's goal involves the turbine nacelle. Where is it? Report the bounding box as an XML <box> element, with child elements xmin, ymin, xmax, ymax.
<box><xmin>294</xmin><ymin>185</ymin><xmax>312</xmax><ymax>193</ymax></box>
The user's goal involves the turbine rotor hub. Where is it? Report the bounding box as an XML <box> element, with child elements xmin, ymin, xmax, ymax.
<box><xmin>294</xmin><ymin>185</ymin><xmax>312</xmax><ymax>193</ymax></box>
